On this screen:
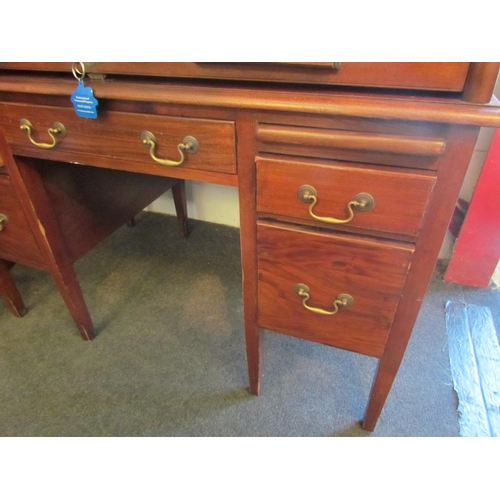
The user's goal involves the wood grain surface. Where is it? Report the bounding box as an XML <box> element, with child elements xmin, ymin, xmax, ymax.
<box><xmin>0</xmin><ymin>62</ymin><xmax>473</xmax><ymax>92</ymax></box>
<box><xmin>0</xmin><ymin>103</ymin><xmax>237</xmax><ymax>175</ymax></box>
<box><xmin>0</xmin><ymin>174</ymin><xmax>45</xmax><ymax>267</ymax></box>
<box><xmin>257</xmin><ymin>222</ymin><xmax>414</xmax><ymax>358</ymax></box>
<box><xmin>257</xmin><ymin>157</ymin><xmax>436</xmax><ymax>237</ymax></box>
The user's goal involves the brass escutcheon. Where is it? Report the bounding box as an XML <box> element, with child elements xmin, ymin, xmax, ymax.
<box><xmin>353</xmin><ymin>192</ymin><xmax>376</xmax><ymax>212</ymax></box>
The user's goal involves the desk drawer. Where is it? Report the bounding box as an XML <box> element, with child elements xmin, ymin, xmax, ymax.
<box><xmin>257</xmin><ymin>157</ymin><xmax>436</xmax><ymax>237</ymax></box>
<box><xmin>0</xmin><ymin>103</ymin><xmax>236</xmax><ymax>175</ymax></box>
<box><xmin>0</xmin><ymin>174</ymin><xmax>44</xmax><ymax>267</ymax></box>
<box><xmin>257</xmin><ymin>222</ymin><xmax>414</xmax><ymax>358</ymax></box>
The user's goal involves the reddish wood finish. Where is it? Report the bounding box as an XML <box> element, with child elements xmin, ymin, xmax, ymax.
<box><xmin>4</xmin><ymin>151</ymin><xmax>96</xmax><ymax>340</ymax></box>
<box><xmin>256</xmin><ymin>124</ymin><xmax>446</xmax><ymax>156</ymax></box>
<box><xmin>36</xmin><ymin>160</ymin><xmax>184</xmax><ymax>261</ymax></box>
<box><xmin>257</xmin><ymin>222</ymin><xmax>413</xmax><ymax>358</ymax></box>
<box><xmin>172</xmin><ymin>180</ymin><xmax>189</xmax><ymax>238</ymax></box>
<box><xmin>362</xmin><ymin>125</ymin><xmax>481</xmax><ymax>430</ymax></box>
<box><xmin>0</xmin><ymin>103</ymin><xmax>237</xmax><ymax>175</ymax></box>
<box><xmin>1</xmin><ymin>63</ymin><xmax>500</xmax><ymax>432</ymax></box>
<box><xmin>0</xmin><ymin>62</ymin><xmax>472</xmax><ymax>92</ymax></box>
<box><xmin>257</xmin><ymin>157</ymin><xmax>436</xmax><ymax>237</ymax></box>
<box><xmin>236</xmin><ymin>115</ymin><xmax>262</xmax><ymax>396</ymax></box>
<box><xmin>444</xmin><ymin>128</ymin><xmax>500</xmax><ymax>288</ymax></box>
<box><xmin>0</xmin><ymin>258</ymin><xmax>28</xmax><ymax>317</ymax></box>
<box><xmin>0</xmin><ymin>131</ymin><xmax>189</xmax><ymax>339</ymax></box>
<box><xmin>462</xmin><ymin>63</ymin><xmax>500</xmax><ymax>104</ymax></box>
<box><xmin>255</xmin><ymin>123</ymin><xmax>448</xmax><ymax>170</ymax></box>
<box><xmin>1</xmin><ymin>75</ymin><xmax>500</xmax><ymax>127</ymax></box>
<box><xmin>0</xmin><ymin>173</ymin><xmax>45</xmax><ymax>267</ymax></box>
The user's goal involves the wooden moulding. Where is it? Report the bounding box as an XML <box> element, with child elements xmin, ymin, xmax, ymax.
<box><xmin>1</xmin><ymin>75</ymin><xmax>500</xmax><ymax>127</ymax></box>
<box><xmin>256</xmin><ymin>124</ymin><xmax>447</xmax><ymax>156</ymax></box>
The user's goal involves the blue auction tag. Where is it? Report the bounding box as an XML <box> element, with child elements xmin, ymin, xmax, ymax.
<box><xmin>71</xmin><ymin>81</ymin><xmax>99</xmax><ymax>119</ymax></box>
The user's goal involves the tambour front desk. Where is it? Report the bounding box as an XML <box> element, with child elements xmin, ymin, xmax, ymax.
<box><xmin>1</xmin><ymin>62</ymin><xmax>500</xmax><ymax>431</ymax></box>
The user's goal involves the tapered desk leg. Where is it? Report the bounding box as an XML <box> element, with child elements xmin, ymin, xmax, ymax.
<box><xmin>48</xmin><ymin>260</ymin><xmax>96</xmax><ymax>341</ymax></box>
<box><xmin>172</xmin><ymin>180</ymin><xmax>189</xmax><ymax>238</ymax></box>
<box><xmin>2</xmin><ymin>150</ymin><xmax>96</xmax><ymax>341</ymax></box>
<box><xmin>362</xmin><ymin>357</ymin><xmax>398</xmax><ymax>431</ymax></box>
<box><xmin>245</xmin><ymin>328</ymin><xmax>262</xmax><ymax>395</ymax></box>
<box><xmin>236</xmin><ymin>116</ymin><xmax>262</xmax><ymax>395</ymax></box>
<box><xmin>0</xmin><ymin>259</ymin><xmax>28</xmax><ymax>317</ymax></box>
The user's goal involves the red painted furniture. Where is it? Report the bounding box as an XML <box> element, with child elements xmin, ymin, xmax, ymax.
<box><xmin>444</xmin><ymin>128</ymin><xmax>500</xmax><ymax>288</ymax></box>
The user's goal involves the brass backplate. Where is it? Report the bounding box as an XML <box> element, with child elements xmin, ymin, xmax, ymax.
<box><xmin>183</xmin><ymin>136</ymin><xmax>199</xmax><ymax>154</ymax></box>
<box><xmin>297</xmin><ymin>185</ymin><xmax>317</xmax><ymax>203</ymax></box>
<box><xmin>354</xmin><ymin>192</ymin><xmax>375</xmax><ymax>211</ymax></box>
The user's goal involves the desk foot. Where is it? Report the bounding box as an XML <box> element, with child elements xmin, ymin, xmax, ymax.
<box><xmin>245</xmin><ymin>327</ymin><xmax>262</xmax><ymax>396</ymax></box>
<box><xmin>360</xmin><ymin>419</ymin><xmax>376</xmax><ymax>432</ymax></box>
<box><xmin>249</xmin><ymin>381</ymin><xmax>260</xmax><ymax>396</ymax></box>
<box><xmin>76</xmin><ymin>325</ymin><xmax>96</xmax><ymax>342</ymax></box>
<box><xmin>362</xmin><ymin>356</ymin><xmax>399</xmax><ymax>432</ymax></box>
<box><xmin>49</xmin><ymin>263</ymin><xmax>96</xmax><ymax>341</ymax></box>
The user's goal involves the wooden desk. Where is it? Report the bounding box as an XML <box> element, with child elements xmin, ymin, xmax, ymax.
<box><xmin>1</xmin><ymin>62</ymin><xmax>500</xmax><ymax>431</ymax></box>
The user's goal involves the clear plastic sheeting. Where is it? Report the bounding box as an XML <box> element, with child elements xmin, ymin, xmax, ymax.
<box><xmin>446</xmin><ymin>300</ymin><xmax>500</xmax><ymax>437</ymax></box>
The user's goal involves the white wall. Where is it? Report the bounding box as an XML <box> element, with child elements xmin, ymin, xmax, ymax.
<box><xmin>146</xmin><ymin>181</ymin><xmax>240</xmax><ymax>227</ymax></box>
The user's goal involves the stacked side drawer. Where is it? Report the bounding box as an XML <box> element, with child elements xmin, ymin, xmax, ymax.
<box><xmin>0</xmin><ymin>172</ymin><xmax>44</xmax><ymax>268</ymax></box>
<box><xmin>255</xmin><ymin>124</ymin><xmax>440</xmax><ymax>357</ymax></box>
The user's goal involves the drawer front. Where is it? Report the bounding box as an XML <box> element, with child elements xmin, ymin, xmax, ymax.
<box><xmin>0</xmin><ymin>103</ymin><xmax>236</xmax><ymax>175</ymax></box>
<box><xmin>257</xmin><ymin>157</ymin><xmax>436</xmax><ymax>237</ymax></box>
<box><xmin>0</xmin><ymin>62</ymin><xmax>471</xmax><ymax>92</ymax></box>
<box><xmin>257</xmin><ymin>222</ymin><xmax>414</xmax><ymax>358</ymax></box>
<box><xmin>0</xmin><ymin>174</ymin><xmax>44</xmax><ymax>267</ymax></box>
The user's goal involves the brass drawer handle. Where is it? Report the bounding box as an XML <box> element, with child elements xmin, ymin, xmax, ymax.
<box><xmin>20</xmin><ymin>119</ymin><xmax>66</xmax><ymax>149</ymax></box>
<box><xmin>298</xmin><ymin>185</ymin><xmax>375</xmax><ymax>224</ymax></box>
<box><xmin>0</xmin><ymin>213</ymin><xmax>9</xmax><ymax>231</ymax></box>
<box><xmin>141</xmin><ymin>131</ymin><xmax>199</xmax><ymax>167</ymax></box>
<box><xmin>295</xmin><ymin>284</ymin><xmax>354</xmax><ymax>316</ymax></box>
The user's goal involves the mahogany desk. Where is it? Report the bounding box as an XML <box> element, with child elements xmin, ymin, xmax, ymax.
<box><xmin>1</xmin><ymin>62</ymin><xmax>499</xmax><ymax>431</ymax></box>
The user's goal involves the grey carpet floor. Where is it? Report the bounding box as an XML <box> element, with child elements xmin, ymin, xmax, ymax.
<box><xmin>1</xmin><ymin>211</ymin><xmax>499</xmax><ymax>436</ymax></box>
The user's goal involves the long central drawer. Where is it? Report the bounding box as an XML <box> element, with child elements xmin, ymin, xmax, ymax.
<box><xmin>257</xmin><ymin>222</ymin><xmax>414</xmax><ymax>358</ymax></box>
<box><xmin>0</xmin><ymin>102</ymin><xmax>236</xmax><ymax>175</ymax></box>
